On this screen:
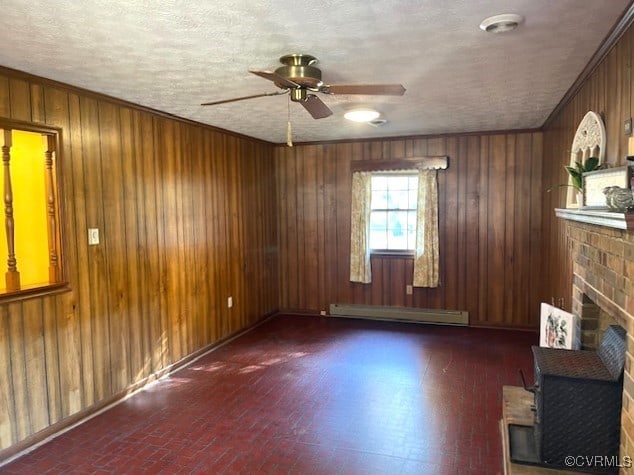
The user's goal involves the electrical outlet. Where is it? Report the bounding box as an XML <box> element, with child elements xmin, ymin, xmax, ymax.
<box><xmin>88</xmin><ymin>228</ymin><xmax>99</xmax><ymax>245</ymax></box>
<box><xmin>320</xmin><ymin>310</ymin><xmax>326</xmax><ymax>316</ymax></box>
<box><xmin>227</xmin><ymin>296</ymin><xmax>233</xmax><ymax>308</ymax></box>
<box><xmin>406</xmin><ymin>284</ymin><xmax>413</xmax><ymax>295</ymax></box>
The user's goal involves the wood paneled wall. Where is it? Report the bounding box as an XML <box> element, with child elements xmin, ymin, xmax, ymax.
<box><xmin>275</xmin><ymin>132</ymin><xmax>543</xmax><ymax>328</ymax></box>
<box><xmin>542</xmin><ymin>24</ymin><xmax>634</xmax><ymax>309</ymax></box>
<box><xmin>0</xmin><ymin>68</ymin><xmax>278</xmax><ymax>455</ymax></box>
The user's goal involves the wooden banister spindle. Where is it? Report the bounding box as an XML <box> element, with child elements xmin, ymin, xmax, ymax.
<box><xmin>2</xmin><ymin>129</ymin><xmax>20</xmax><ymax>291</ymax></box>
<box><xmin>44</xmin><ymin>135</ymin><xmax>59</xmax><ymax>283</ymax></box>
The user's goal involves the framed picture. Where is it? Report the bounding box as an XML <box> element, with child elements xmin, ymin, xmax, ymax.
<box><xmin>582</xmin><ymin>166</ymin><xmax>631</xmax><ymax>209</ymax></box>
<box><xmin>539</xmin><ymin>303</ymin><xmax>580</xmax><ymax>350</ymax></box>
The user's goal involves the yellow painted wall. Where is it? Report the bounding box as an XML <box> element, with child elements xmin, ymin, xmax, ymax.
<box><xmin>0</xmin><ymin>129</ymin><xmax>49</xmax><ymax>290</ymax></box>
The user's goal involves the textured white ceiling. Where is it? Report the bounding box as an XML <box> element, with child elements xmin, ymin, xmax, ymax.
<box><xmin>0</xmin><ymin>0</ymin><xmax>630</xmax><ymax>143</ymax></box>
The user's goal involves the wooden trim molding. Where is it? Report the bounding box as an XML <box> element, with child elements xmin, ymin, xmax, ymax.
<box><xmin>288</xmin><ymin>129</ymin><xmax>542</xmax><ymax>147</ymax></box>
<box><xmin>351</xmin><ymin>156</ymin><xmax>448</xmax><ymax>172</ymax></box>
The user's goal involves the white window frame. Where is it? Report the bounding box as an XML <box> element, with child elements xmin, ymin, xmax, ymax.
<box><xmin>369</xmin><ymin>171</ymin><xmax>418</xmax><ymax>256</ymax></box>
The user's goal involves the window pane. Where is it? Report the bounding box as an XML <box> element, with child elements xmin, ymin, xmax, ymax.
<box><xmin>371</xmin><ymin>190</ymin><xmax>388</xmax><ymax>209</ymax></box>
<box><xmin>388</xmin><ymin>176</ymin><xmax>409</xmax><ymax>191</ymax></box>
<box><xmin>369</xmin><ymin>211</ymin><xmax>388</xmax><ymax>249</ymax></box>
<box><xmin>391</xmin><ymin>190</ymin><xmax>410</xmax><ymax>209</ymax></box>
<box><xmin>409</xmin><ymin>189</ymin><xmax>418</xmax><ymax>207</ymax></box>
<box><xmin>370</xmin><ymin>210</ymin><xmax>387</xmax><ymax>229</ymax></box>
<box><xmin>371</xmin><ymin>175</ymin><xmax>387</xmax><ymax>190</ymax></box>
<box><xmin>407</xmin><ymin>210</ymin><xmax>417</xmax><ymax>249</ymax></box>
<box><xmin>386</xmin><ymin>210</ymin><xmax>408</xmax><ymax>249</ymax></box>
<box><xmin>369</xmin><ymin>229</ymin><xmax>388</xmax><ymax>250</ymax></box>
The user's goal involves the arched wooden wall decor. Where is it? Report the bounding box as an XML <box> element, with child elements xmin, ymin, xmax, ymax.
<box><xmin>567</xmin><ymin>111</ymin><xmax>606</xmax><ymax>208</ymax></box>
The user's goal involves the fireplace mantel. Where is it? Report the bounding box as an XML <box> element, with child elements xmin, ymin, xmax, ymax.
<box><xmin>555</xmin><ymin>208</ymin><xmax>634</xmax><ymax>230</ymax></box>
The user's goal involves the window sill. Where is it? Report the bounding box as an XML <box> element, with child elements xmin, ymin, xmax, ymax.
<box><xmin>370</xmin><ymin>250</ymin><xmax>415</xmax><ymax>259</ymax></box>
<box><xmin>0</xmin><ymin>282</ymin><xmax>71</xmax><ymax>304</ymax></box>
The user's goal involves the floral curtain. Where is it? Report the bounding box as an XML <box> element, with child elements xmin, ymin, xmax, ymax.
<box><xmin>413</xmin><ymin>169</ymin><xmax>439</xmax><ymax>287</ymax></box>
<box><xmin>349</xmin><ymin>171</ymin><xmax>372</xmax><ymax>283</ymax></box>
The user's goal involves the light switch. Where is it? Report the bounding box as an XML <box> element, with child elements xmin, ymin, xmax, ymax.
<box><xmin>88</xmin><ymin>228</ymin><xmax>99</xmax><ymax>245</ymax></box>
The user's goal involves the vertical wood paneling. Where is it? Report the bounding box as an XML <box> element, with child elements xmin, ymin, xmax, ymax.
<box><xmin>528</xmin><ymin>132</ymin><xmax>543</xmax><ymax>328</ymax></box>
<box><xmin>487</xmin><ymin>135</ymin><xmax>507</xmax><ymax>324</ymax></box>
<box><xmin>43</xmin><ymin>87</ymin><xmax>83</xmax><ymax>417</ymax></box>
<box><xmin>67</xmin><ymin>92</ymin><xmax>94</xmax><ymax>408</ymax></box>
<box><xmin>0</xmin><ymin>77</ymin><xmax>10</xmax><ymax>116</ymax></box>
<box><xmin>0</xmin><ymin>67</ymin><xmax>278</xmax><ymax>457</ymax></box>
<box><xmin>201</xmin><ymin>131</ymin><xmax>217</xmax><ymax>343</ymax></box>
<box><xmin>277</xmin><ymin>130</ymin><xmax>543</xmax><ymax>327</ymax></box>
<box><xmin>139</xmin><ymin>112</ymin><xmax>163</xmax><ymax>374</ymax></box>
<box><xmin>444</xmin><ymin>137</ymin><xmax>459</xmax><ymax>311</ymax></box>
<box><xmin>119</xmin><ymin>108</ymin><xmax>143</xmax><ymax>381</ymax></box>
<box><xmin>8</xmin><ymin>303</ymin><xmax>29</xmax><ymax>441</ymax></box>
<box><xmin>542</xmin><ymin>22</ymin><xmax>634</xmax><ymax>315</ymax></box>
<box><xmin>336</xmin><ymin>144</ymin><xmax>353</xmax><ymax>305</ymax></box>
<box><xmin>302</xmin><ymin>146</ymin><xmax>318</xmax><ymax>311</ymax></box>
<box><xmin>21</xmin><ymin>300</ymin><xmax>47</xmax><ymax>433</ymax></box>
<box><xmin>465</xmin><ymin>136</ymin><xmax>481</xmax><ymax>321</ymax></box>
<box><xmin>0</xmin><ymin>307</ymin><xmax>14</xmax><ymax>448</ymax></box>
<box><xmin>8</xmin><ymin>79</ymin><xmax>30</xmax><ymax>122</ymax></box>
<box><xmin>80</xmin><ymin>96</ymin><xmax>112</xmax><ymax>402</ymax></box>
<box><xmin>478</xmin><ymin>137</ymin><xmax>490</xmax><ymax>323</ymax></box>
<box><xmin>100</xmin><ymin>99</ymin><xmax>131</xmax><ymax>393</ymax></box>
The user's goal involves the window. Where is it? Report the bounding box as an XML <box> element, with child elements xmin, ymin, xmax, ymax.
<box><xmin>0</xmin><ymin>122</ymin><xmax>65</xmax><ymax>298</ymax></box>
<box><xmin>350</xmin><ymin>158</ymin><xmax>444</xmax><ymax>287</ymax></box>
<box><xmin>369</xmin><ymin>173</ymin><xmax>418</xmax><ymax>252</ymax></box>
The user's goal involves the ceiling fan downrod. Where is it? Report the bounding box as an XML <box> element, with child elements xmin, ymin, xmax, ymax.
<box><xmin>290</xmin><ymin>88</ymin><xmax>307</xmax><ymax>102</ymax></box>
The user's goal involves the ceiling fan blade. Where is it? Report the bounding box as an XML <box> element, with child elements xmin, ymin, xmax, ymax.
<box><xmin>249</xmin><ymin>69</ymin><xmax>300</xmax><ymax>89</ymax></box>
<box><xmin>200</xmin><ymin>91</ymin><xmax>286</xmax><ymax>106</ymax></box>
<box><xmin>322</xmin><ymin>84</ymin><xmax>406</xmax><ymax>96</ymax></box>
<box><xmin>300</xmin><ymin>94</ymin><xmax>333</xmax><ymax>119</ymax></box>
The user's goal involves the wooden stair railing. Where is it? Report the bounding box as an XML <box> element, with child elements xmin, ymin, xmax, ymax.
<box><xmin>1</xmin><ymin>129</ymin><xmax>20</xmax><ymax>291</ymax></box>
<box><xmin>44</xmin><ymin>135</ymin><xmax>60</xmax><ymax>283</ymax></box>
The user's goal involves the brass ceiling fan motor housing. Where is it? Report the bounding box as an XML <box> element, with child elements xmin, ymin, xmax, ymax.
<box><xmin>275</xmin><ymin>54</ymin><xmax>323</xmax><ymax>94</ymax></box>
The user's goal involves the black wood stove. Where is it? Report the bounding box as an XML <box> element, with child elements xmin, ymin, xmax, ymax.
<box><xmin>509</xmin><ymin>325</ymin><xmax>626</xmax><ymax>474</ymax></box>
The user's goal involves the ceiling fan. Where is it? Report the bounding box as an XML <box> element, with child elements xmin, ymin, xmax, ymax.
<box><xmin>201</xmin><ymin>53</ymin><xmax>406</xmax><ymax>119</ymax></box>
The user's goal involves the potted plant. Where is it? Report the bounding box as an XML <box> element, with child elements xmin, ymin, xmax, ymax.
<box><xmin>565</xmin><ymin>156</ymin><xmax>600</xmax><ymax>190</ymax></box>
<box><xmin>564</xmin><ymin>156</ymin><xmax>601</xmax><ymax>207</ymax></box>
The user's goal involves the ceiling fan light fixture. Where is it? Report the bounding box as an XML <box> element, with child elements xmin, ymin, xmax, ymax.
<box><xmin>479</xmin><ymin>13</ymin><xmax>524</xmax><ymax>33</ymax></box>
<box><xmin>344</xmin><ymin>109</ymin><xmax>381</xmax><ymax>123</ymax></box>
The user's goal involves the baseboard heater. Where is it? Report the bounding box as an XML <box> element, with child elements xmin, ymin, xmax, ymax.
<box><xmin>328</xmin><ymin>304</ymin><xmax>468</xmax><ymax>326</ymax></box>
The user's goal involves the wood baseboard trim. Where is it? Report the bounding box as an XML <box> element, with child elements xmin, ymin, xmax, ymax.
<box><xmin>0</xmin><ymin>310</ymin><xmax>277</xmax><ymax>466</ymax></box>
<box><xmin>470</xmin><ymin>322</ymin><xmax>538</xmax><ymax>332</ymax></box>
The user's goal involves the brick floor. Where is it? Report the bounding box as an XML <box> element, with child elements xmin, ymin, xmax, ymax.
<box><xmin>1</xmin><ymin>315</ymin><xmax>536</xmax><ymax>474</ymax></box>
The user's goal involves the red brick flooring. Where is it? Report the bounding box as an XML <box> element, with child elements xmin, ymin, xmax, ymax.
<box><xmin>1</xmin><ymin>315</ymin><xmax>536</xmax><ymax>474</ymax></box>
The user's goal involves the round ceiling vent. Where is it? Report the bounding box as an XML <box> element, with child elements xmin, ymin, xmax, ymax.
<box><xmin>479</xmin><ymin>13</ymin><xmax>524</xmax><ymax>33</ymax></box>
<box><xmin>368</xmin><ymin>118</ymin><xmax>387</xmax><ymax>127</ymax></box>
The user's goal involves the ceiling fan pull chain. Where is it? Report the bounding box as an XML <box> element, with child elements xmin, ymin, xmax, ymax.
<box><xmin>287</xmin><ymin>121</ymin><xmax>293</xmax><ymax>147</ymax></box>
<box><xmin>287</xmin><ymin>94</ymin><xmax>293</xmax><ymax>147</ymax></box>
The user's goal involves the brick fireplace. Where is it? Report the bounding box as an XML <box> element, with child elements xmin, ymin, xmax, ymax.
<box><xmin>567</xmin><ymin>220</ymin><xmax>634</xmax><ymax>462</ymax></box>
